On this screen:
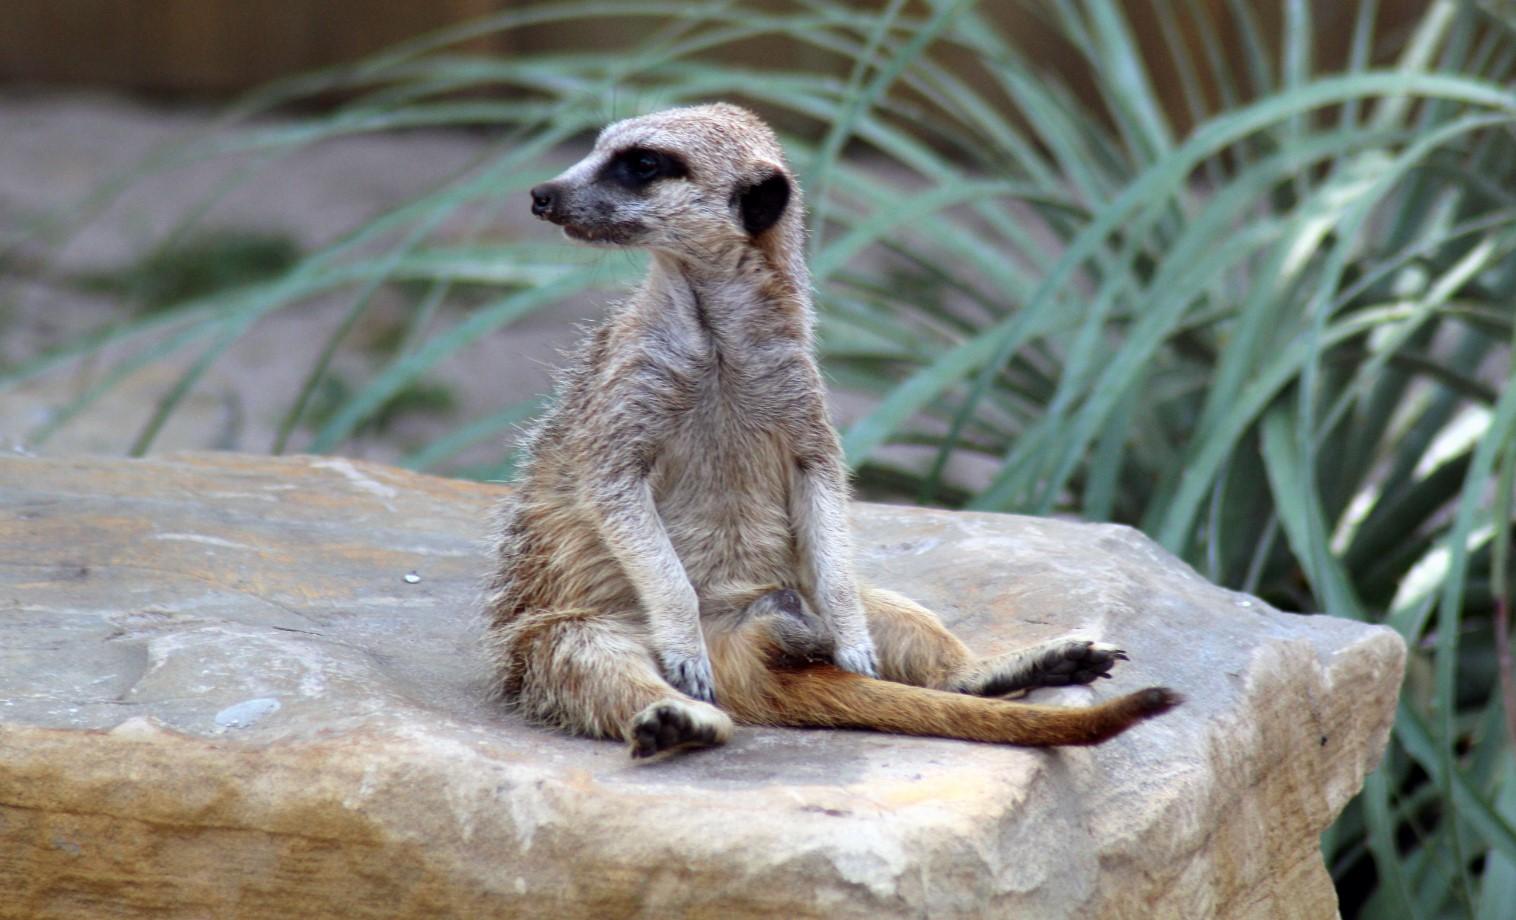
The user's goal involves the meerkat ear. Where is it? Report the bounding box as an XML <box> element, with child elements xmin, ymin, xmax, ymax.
<box><xmin>735</xmin><ymin>167</ymin><xmax>791</xmax><ymax>236</ymax></box>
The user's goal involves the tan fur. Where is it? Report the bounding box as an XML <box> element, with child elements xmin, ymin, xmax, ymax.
<box><xmin>486</xmin><ymin>104</ymin><xmax>1178</xmax><ymax>757</ymax></box>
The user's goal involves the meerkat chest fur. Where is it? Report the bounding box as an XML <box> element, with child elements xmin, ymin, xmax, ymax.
<box><xmin>640</xmin><ymin>264</ymin><xmax>816</xmax><ymax>591</ymax></box>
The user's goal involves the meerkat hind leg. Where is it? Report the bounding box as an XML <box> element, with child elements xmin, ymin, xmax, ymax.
<box><xmin>497</xmin><ymin>609</ymin><xmax>733</xmax><ymax>759</ymax></box>
<box><xmin>858</xmin><ymin>586</ymin><xmax>974</xmax><ymax>688</ymax></box>
<box><xmin>859</xmin><ymin>587</ymin><xmax>1128</xmax><ymax>696</ymax></box>
<box><xmin>957</xmin><ymin>638</ymin><xmax>1128</xmax><ymax>697</ymax></box>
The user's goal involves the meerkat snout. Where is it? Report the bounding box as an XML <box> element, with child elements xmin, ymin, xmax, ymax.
<box><xmin>529</xmin><ymin>183</ymin><xmax>558</xmax><ymax>219</ymax></box>
<box><xmin>526</xmin><ymin>143</ymin><xmax>693</xmax><ymax>245</ymax></box>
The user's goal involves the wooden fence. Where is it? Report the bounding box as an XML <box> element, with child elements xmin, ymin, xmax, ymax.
<box><xmin>0</xmin><ymin>0</ymin><xmax>1428</xmax><ymax>115</ymax></box>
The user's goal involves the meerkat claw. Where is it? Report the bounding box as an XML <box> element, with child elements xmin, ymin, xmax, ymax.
<box><xmin>664</xmin><ymin>654</ymin><xmax>718</xmax><ymax>704</ymax></box>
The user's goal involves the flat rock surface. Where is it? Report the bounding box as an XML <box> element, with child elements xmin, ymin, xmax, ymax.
<box><xmin>0</xmin><ymin>453</ymin><xmax>1404</xmax><ymax>919</ymax></box>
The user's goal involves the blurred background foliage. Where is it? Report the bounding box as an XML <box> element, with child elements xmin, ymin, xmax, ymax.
<box><xmin>3</xmin><ymin>1</ymin><xmax>1516</xmax><ymax>916</ymax></box>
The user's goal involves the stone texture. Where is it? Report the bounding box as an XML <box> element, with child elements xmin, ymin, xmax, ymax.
<box><xmin>0</xmin><ymin>452</ymin><xmax>1404</xmax><ymax>919</ymax></box>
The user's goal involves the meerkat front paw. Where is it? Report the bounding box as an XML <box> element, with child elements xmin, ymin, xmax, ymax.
<box><xmin>833</xmin><ymin>642</ymin><xmax>880</xmax><ymax>679</ymax></box>
<box><xmin>967</xmin><ymin>639</ymin><xmax>1128</xmax><ymax>697</ymax></box>
<box><xmin>660</xmin><ymin>651</ymin><xmax>718</xmax><ymax>704</ymax></box>
<box><xmin>628</xmin><ymin>699</ymin><xmax>733</xmax><ymax>759</ymax></box>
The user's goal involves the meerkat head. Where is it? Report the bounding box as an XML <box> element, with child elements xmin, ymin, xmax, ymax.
<box><xmin>529</xmin><ymin>104</ymin><xmax>800</xmax><ymax>261</ymax></box>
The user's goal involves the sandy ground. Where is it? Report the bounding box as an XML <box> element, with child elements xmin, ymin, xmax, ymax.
<box><xmin>0</xmin><ymin>89</ymin><xmax>610</xmax><ymax>470</ymax></box>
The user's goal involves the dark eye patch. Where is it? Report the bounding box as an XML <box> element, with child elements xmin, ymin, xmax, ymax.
<box><xmin>602</xmin><ymin>146</ymin><xmax>689</xmax><ymax>190</ymax></box>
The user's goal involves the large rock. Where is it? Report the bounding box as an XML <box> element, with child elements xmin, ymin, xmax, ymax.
<box><xmin>0</xmin><ymin>452</ymin><xmax>1403</xmax><ymax>919</ymax></box>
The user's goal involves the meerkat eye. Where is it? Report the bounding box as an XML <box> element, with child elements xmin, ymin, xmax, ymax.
<box><xmin>631</xmin><ymin>151</ymin><xmax>661</xmax><ymax>179</ymax></box>
<box><xmin>605</xmin><ymin>147</ymin><xmax>688</xmax><ymax>190</ymax></box>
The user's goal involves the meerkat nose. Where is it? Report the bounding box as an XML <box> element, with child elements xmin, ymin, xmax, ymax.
<box><xmin>530</xmin><ymin>183</ymin><xmax>559</xmax><ymax>219</ymax></box>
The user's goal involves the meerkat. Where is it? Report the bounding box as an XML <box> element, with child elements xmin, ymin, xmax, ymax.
<box><xmin>485</xmin><ymin>103</ymin><xmax>1178</xmax><ymax>758</ymax></box>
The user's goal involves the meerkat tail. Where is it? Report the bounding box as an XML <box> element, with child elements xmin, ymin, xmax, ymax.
<box><xmin>741</xmin><ymin>664</ymin><xmax>1181</xmax><ymax>747</ymax></box>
